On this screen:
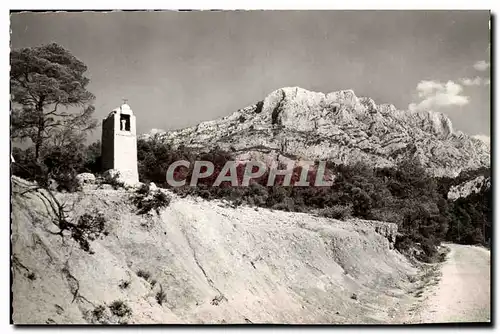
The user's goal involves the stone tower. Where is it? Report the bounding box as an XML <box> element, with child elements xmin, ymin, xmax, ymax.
<box><xmin>101</xmin><ymin>103</ymin><xmax>139</xmax><ymax>184</ymax></box>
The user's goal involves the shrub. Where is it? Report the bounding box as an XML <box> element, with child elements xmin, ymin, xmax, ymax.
<box><xmin>135</xmin><ymin>183</ymin><xmax>150</xmax><ymax>195</ymax></box>
<box><xmin>51</xmin><ymin>170</ymin><xmax>82</xmax><ymax>193</ymax></box>
<box><xmin>416</xmin><ymin>238</ymin><xmax>439</xmax><ymax>263</ymax></box>
<box><xmin>446</xmin><ymin>187</ymin><xmax>491</xmax><ymax>245</ymax></box>
<box><xmin>42</xmin><ymin>140</ymin><xmax>88</xmax><ymax>193</ymax></box>
<box><xmin>156</xmin><ymin>289</ymin><xmax>166</xmax><ymax>305</ymax></box>
<box><xmin>370</xmin><ymin>208</ymin><xmax>404</xmax><ymax>225</ymax></box>
<box><xmin>132</xmin><ymin>184</ymin><xmax>171</xmax><ymax>215</ymax></box>
<box><xmin>137</xmin><ymin>138</ymin><xmax>193</xmax><ymax>187</ymax></box>
<box><xmin>394</xmin><ymin>234</ymin><xmax>413</xmax><ymax>254</ymax></box>
<box><xmin>83</xmin><ymin>141</ymin><xmax>102</xmax><ymax>174</ymax></box>
<box><xmin>102</xmin><ymin>171</ymin><xmax>126</xmax><ymax>190</ymax></box>
<box><xmin>92</xmin><ymin>305</ymin><xmax>106</xmax><ymax>321</ymax></box>
<box><xmin>71</xmin><ymin>212</ymin><xmax>107</xmax><ymax>253</ymax></box>
<box><xmin>109</xmin><ymin>300</ymin><xmax>132</xmax><ymax>318</ymax></box>
<box><xmin>136</xmin><ymin>269</ymin><xmax>151</xmax><ymax>281</ymax></box>
<box><xmin>12</xmin><ymin>140</ymin><xmax>104</xmax><ymax>193</ymax></box>
<box><xmin>351</xmin><ymin>187</ymin><xmax>372</xmax><ymax>218</ymax></box>
<box><xmin>118</xmin><ymin>280</ymin><xmax>131</xmax><ymax>290</ymax></box>
<box><xmin>318</xmin><ymin>204</ymin><xmax>353</xmax><ymax>220</ymax></box>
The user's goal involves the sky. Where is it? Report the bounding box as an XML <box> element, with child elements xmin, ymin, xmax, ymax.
<box><xmin>10</xmin><ymin>10</ymin><xmax>491</xmax><ymax>143</ymax></box>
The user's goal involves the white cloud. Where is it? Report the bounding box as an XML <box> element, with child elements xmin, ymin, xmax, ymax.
<box><xmin>473</xmin><ymin>60</ymin><xmax>490</xmax><ymax>71</ymax></box>
<box><xmin>408</xmin><ymin>80</ymin><xmax>469</xmax><ymax>112</ymax></box>
<box><xmin>460</xmin><ymin>76</ymin><xmax>482</xmax><ymax>86</ymax></box>
<box><xmin>460</xmin><ymin>76</ymin><xmax>490</xmax><ymax>86</ymax></box>
<box><xmin>472</xmin><ymin>134</ymin><xmax>490</xmax><ymax>145</ymax></box>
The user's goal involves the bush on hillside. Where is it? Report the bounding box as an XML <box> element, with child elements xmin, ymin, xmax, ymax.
<box><xmin>132</xmin><ymin>183</ymin><xmax>171</xmax><ymax>215</ymax></box>
<box><xmin>12</xmin><ymin>140</ymin><xmax>102</xmax><ymax>193</ymax></box>
<box><xmin>318</xmin><ymin>205</ymin><xmax>353</xmax><ymax>220</ymax></box>
<box><xmin>109</xmin><ymin>300</ymin><xmax>132</xmax><ymax>318</ymax></box>
<box><xmin>71</xmin><ymin>212</ymin><xmax>108</xmax><ymax>253</ymax></box>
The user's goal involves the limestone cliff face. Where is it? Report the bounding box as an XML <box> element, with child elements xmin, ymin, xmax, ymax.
<box><xmin>447</xmin><ymin>175</ymin><xmax>491</xmax><ymax>201</ymax></box>
<box><xmin>143</xmin><ymin>87</ymin><xmax>489</xmax><ymax>177</ymax></box>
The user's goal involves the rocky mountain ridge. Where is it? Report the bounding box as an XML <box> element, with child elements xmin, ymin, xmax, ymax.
<box><xmin>143</xmin><ymin>87</ymin><xmax>489</xmax><ymax>177</ymax></box>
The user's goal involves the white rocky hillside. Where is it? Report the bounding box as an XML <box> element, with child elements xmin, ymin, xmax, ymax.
<box><xmin>12</xmin><ymin>176</ymin><xmax>422</xmax><ymax>324</ymax></box>
<box><xmin>143</xmin><ymin>87</ymin><xmax>489</xmax><ymax>177</ymax></box>
<box><xmin>447</xmin><ymin>175</ymin><xmax>491</xmax><ymax>201</ymax></box>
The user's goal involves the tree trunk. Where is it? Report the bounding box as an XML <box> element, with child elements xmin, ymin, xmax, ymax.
<box><xmin>34</xmin><ymin>100</ymin><xmax>45</xmax><ymax>163</ymax></box>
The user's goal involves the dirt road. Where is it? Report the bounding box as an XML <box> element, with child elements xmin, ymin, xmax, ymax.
<box><xmin>411</xmin><ymin>244</ymin><xmax>491</xmax><ymax>323</ymax></box>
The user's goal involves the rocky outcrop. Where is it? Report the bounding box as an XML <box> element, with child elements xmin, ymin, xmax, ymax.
<box><xmin>143</xmin><ymin>87</ymin><xmax>490</xmax><ymax>177</ymax></box>
<box><xmin>76</xmin><ymin>173</ymin><xmax>96</xmax><ymax>186</ymax></box>
<box><xmin>448</xmin><ymin>175</ymin><xmax>491</xmax><ymax>201</ymax></box>
<box><xmin>352</xmin><ymin>219</ymin><xmax>398</xmax><ymax>247</ymax></box>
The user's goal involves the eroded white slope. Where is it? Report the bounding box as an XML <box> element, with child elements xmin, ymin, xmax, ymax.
<box><xmin>12</xmin><ymin>179</ymin><xmax>416</xmax><ymax>324</ymax></box>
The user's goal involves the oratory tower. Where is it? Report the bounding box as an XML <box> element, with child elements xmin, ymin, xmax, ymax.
<box><xmin>101</xmin><ymin>102</ymin><xmax>139</xmax><ymax>184</ymax></box>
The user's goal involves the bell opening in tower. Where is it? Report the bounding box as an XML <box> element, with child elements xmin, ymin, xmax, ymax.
<box><xmin>120</xmin><ymin>114</ymin><xmax>131</xmax><ymax>131</ymax></box>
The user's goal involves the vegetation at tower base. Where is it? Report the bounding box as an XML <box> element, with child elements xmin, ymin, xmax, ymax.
<box><xmin>136</xmin><ymin>139</ymin><xmax>491</xmax><ymax>262</ymax></box>
<box><xmin>10</xmin><ymin>43</ymin><xmax>97</xmax><ymax>191</ymax></box>
<box><xmin>11</xmin><ymin>140</ymin><xmax>102</xmax><ymax>192</ymax></box>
